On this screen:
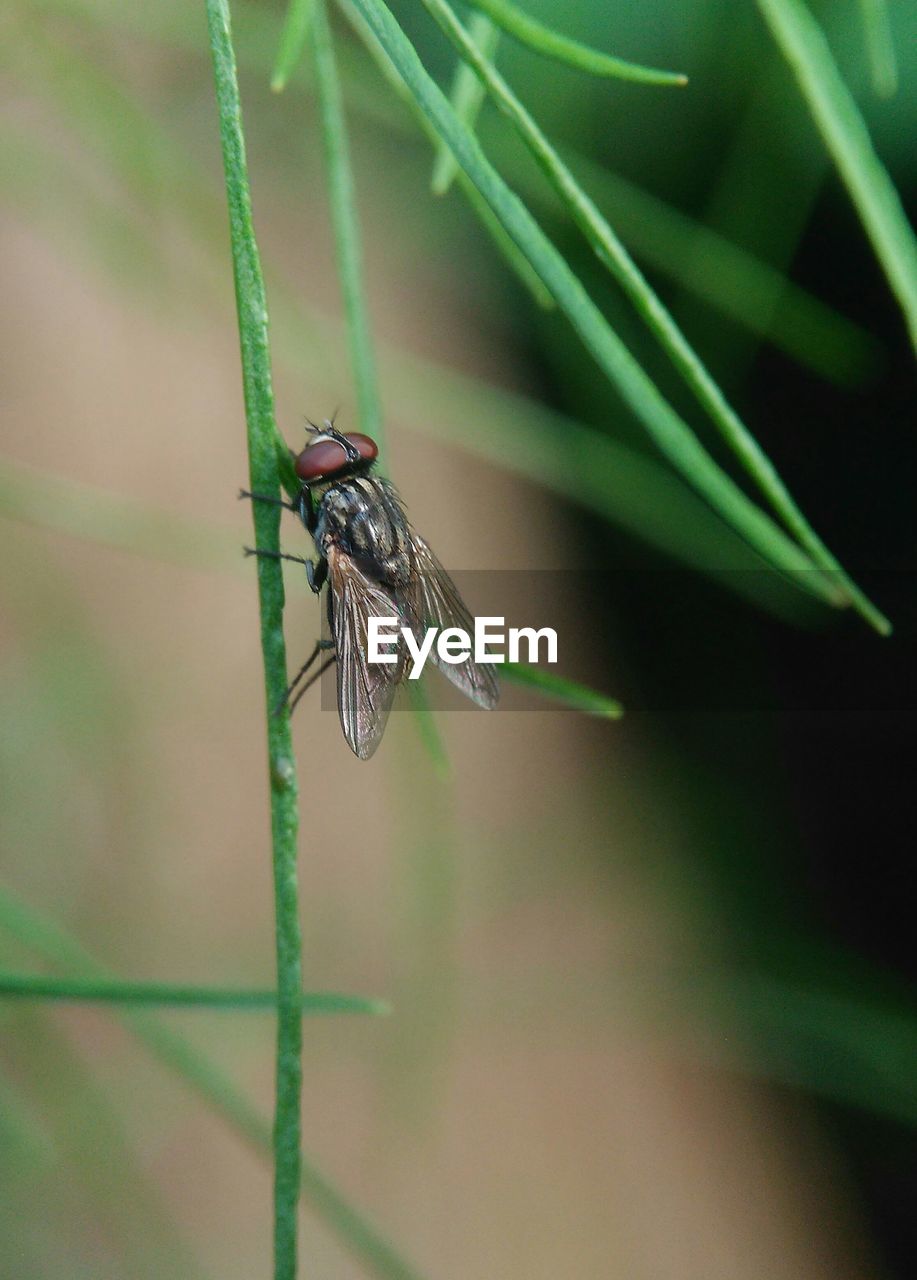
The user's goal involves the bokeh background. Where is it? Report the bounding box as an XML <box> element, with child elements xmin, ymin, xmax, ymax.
<box><xmin>2</xmin><ymin>1</ymin><xmax>916</xmax><ymax>1277</ymax></box>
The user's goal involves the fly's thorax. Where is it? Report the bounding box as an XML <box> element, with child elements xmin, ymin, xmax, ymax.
<box><xmin>315</xmin><ymin>476</ymin><xmax>412</xmax><ymax>585</ymax></box>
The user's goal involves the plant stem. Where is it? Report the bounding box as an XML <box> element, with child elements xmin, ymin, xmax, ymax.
<box><xmin>0</xmin><ymin>972</ymin><xmax>386</xmax><ymax>1013</ymax></box>
<box><xmin>205</xmin><ymin>3</ymin><xmax>303</xmax><ymax>1278</ymax></box>
<box><xmin>311</xmin><ymin>0</ymin><xmax>383</xmax><ymax>451</ymax></box>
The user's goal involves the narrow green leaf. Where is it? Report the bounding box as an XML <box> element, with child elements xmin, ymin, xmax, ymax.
<box><xmin>421</xmin><ymin>0</ymin><xmax>889</xmax><ymax>637</ymax></box>
<box><xmin>344</xmin><ymin>0</ymin><xmax>846</xmax><ymax>612</ymax></box>
<box><xmin>431</xmin><ymin>13</ymin><xmax>499</xmax><ymax>196</ymax></box>
<box><xmin>466</xmin><ymin>0</ymin><xmax>687</xmax><ymax>86</ymax></box>
<box><xmin>311</xmin><ymin>0</ymin><xmax>384</xmax><ymax>451</ymax></box>
<box><xmin>204</xmin><ymin>4</ymin><xmax>304</xmax><ymax>1279</ymax></box>
<box><xmin>272</xmin><ymin>0</ymin><xmax>316</xmax><ymax>92</ymax></box>
<box><xmin>406</xmin><ymin>681</ymin><xmax>451</xmax><ymax>779</ymax></box>
<box><xmin>501</xmin><ymin>664</ymin><xmax>624</xmax><ymax>719</ymax></box>
<box><xmin>856</xmin><ymin>0</ymin><xmax>898</xmax><ymax>98</ymax></box>
<box><xmin>0</xmin><ymin>972</ymin><xmax>388</xmax><ymax>1014</ymax></box>
<box><xmin>0</xmin><ymin>886</ymin><xmax>426</xmax><ymax>1280</ymax></box>
<box><xmin>338</xmin><ymin>0</ymin><xmax>555</xmax><ymax>310</ymax></box>
<box><xmin>757</xmin><ymin>0</ymin><xmax>917</xmax><ymax>351</ymax></box>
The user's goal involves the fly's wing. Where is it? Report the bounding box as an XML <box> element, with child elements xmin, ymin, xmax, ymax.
<box><xmin>404</xmin><ymin>531</ymin><xmax>499</xmax><ymax>710</ymax></box>
<box><xmin>327</xmin><ymin>542</ymin><xmax>406</xmax><ymax>759</ymax></box>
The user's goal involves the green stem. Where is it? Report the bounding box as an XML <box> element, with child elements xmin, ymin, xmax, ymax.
<box><xmin>420</xmin><ymin>0</ymin><xmax>889</xmax><ymax>636</ymax></box>
<box><xmin>0</xmin><ymin>972</ymin><xmax>386</xmax><ymax>1013</ymax></box>
<box><xmin>311</xmin><ymin>0</ymin><xmax>383</xmax><ymax>451</ymax></box>
<box><xmin>205</xmin><ymin>4</ymin><xmax>303</xmax><ymax>1278</ymax></box>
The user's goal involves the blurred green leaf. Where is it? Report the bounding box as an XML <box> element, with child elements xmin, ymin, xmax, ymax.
<box><xmin>856</xmin><ymin>0</ymin><xmax>898</xmax><ymax>98</ymax></box>
<box><xmin>432</xmin><ymin>12</ymin><xmax>499</xmax><ymax>196</ymax></box>
<box><xmin>757</xmin><ymin>0</ymin><xmax>917</xmax><ymax>351</ymax></box>
<box><xmin>501</xmin><ymin>663</ymin><xmax>624</xmax><ymax>718</ymax></box>
<box><xmin>272</xmin><ymin>0</ymin><xmax>315</xmax><ymax>91</ymax></box>
<box><xmin>466</xmin><ymin>0</ymin><xmax>687</xmax><ymax>86</ymax></box>
<box><xmin>312</xmin><ymin>0</ymin><xmax>384</xmax><ymax>452</ymax></box>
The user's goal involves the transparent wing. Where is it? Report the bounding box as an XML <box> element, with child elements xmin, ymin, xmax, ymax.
<box><xmin>327</xmin><ymin>543</ymin><xmax>406</xmax><ymax>759</ymax></box>
<box><xmin>403</xmin><ymin>530</ymin><xmax>499</xmax><ymax>710</ymax></box>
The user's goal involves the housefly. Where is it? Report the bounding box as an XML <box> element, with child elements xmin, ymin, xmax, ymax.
<box><xmin>243</xmin><ymin>421</ymin><xmax>498</xmax><ymax>759</ymax></box>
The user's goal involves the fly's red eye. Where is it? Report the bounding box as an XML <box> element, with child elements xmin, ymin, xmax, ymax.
<box><xmin>294</xmin><ymin>432</ymin><xmax>378</xmax><ymax>481</ymax></box>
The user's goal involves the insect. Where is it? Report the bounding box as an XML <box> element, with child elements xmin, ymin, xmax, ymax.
<box><xmin>242</xmin><ymin>420</ymin><xmax>498</xmax><ymax>759</ymax></box>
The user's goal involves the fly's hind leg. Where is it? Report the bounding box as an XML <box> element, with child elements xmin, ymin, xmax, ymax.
<box><xmin>288</xmin><ymin>651</ymin><xmax>337</xmax><ymax>716</ymax></box>
<box><xmin>274</xmin><ymin>639</ymin><xmax>335</xmax><ymax>717</ymax></box>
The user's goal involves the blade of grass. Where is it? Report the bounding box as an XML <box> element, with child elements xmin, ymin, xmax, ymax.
<box><xmin>501</xmin><ymin>663</ymin><xmax>623</xmax><ymax>718</ymax></box>
<box><xmin>0</xmin><ymin>886</ymin><xmax>427</xmax><ymax>1280</ymax></box>
<box><xmin>205</xmin><ymin>4</ymin><xmax>304</xmax><ymax>1278</ymax></box>
<box><xmin>856</xmin><ymin>0</ymin><xmax>898</xmax><ymax>98</ymax></box>
<box><xmin>756</xmin><ymin>0</ymin><xmax>917</xmax><ymax>352</ymax></box>
<box><xmin>466</xmin><ymin>0</ymin><xmax>687</xmax><ymax>86</ymax></box>
<box><xmin>419</xmin><ymin>0</ymin><xmax>889</xmax><ymax>636</ymax></box>
<box><xmin>311</xmin><ymin>0</ymin><xmax>383</xmax><ymax>451</ymax></box>
<box><xmin>431</xmin><ymin>12</ymin><xmax>499</xmax><ymax>196</ymax></box>
<box><xmin>343</xmin><ymin>0</ymin><xmax>850</xmax><ymax>611</ymax></box>
<box><xmin>0</xmin><ymin>972</ymin><xmax>387</xmax><ymax>1013</ymax></box>
<box><xmin>271</xmin><ymin>0</ymin><xmax>315</xmax><ymax>92</ymax></box>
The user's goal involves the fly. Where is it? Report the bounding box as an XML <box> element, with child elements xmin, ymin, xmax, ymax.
<box><xmin>242</xmin><ymin>420</ymin><xmax>498</xmax><ymax>759</ymax></box>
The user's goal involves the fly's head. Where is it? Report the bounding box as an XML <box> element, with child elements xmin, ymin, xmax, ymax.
<box><xmin>293</xmin><ymin>420</ymin><xmax>378</xmax><ymax>495</ymax></box>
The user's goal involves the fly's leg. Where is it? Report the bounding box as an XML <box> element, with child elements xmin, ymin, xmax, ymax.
<box><xmin>288</xmin><ymin>652</ymin><xmax>337</xmax><ymax>716</ymax></box>
<box><xmin>239</xmin><ymin>489</ymin><xmax>298</xmax><ymax>512</ymax></box>
<box><xmin>243</xmin><ymin>547</ymin><xmax>314</xmax><ymax>570</ymax></box>
<box><xmin>274</xmin><ymin>640</ymin><xmax>335</xmax><ymax>716</ymax></box>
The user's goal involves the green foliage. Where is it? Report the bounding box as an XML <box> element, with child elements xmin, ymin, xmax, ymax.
<box><xmin>345</xmin><ymin>0</ymin><xmax>884</xmax><ymax>626</ymax></box>
<box><xmin>419</xmin><ymin>0</ymin><xmax>888</xmax><ymax>634</ymax></box>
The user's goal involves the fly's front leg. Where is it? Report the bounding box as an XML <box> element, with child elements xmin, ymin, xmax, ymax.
<box><xmin>238</xmin><ymin>488</ymin><xmax>298</xmax><ymax>512</ymax></box>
